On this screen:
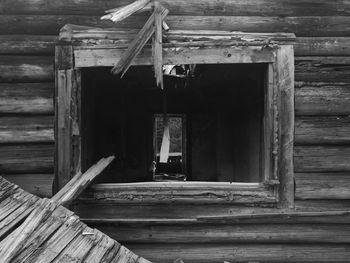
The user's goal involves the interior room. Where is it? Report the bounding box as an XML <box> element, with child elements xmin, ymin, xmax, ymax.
<box><xmin>81</xmin><ymin>63</ymin><xmax>267</xmax><ymax>183</ymax></box>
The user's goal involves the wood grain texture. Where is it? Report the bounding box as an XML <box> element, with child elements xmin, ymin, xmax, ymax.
<box><xmin>0</xmin><ymin>144</ymin><xmax>54</xmax><ymax>174</ymax></box>
<box><xmin>0</xmin><ymin>35</ymin><xmax>57</xmax><ymax>55</ymax></box>
<box><xmin>1</xmin><ymin>174</ymin><xmax>53</xmax><ymax>197</ymax></box>
<box><xmin>128</xmin><ymin>243</ymin><xmax>350</xmax><ymax>263</ymax></box>
<box><xmin>294</xmin><ymin>146</ymin><xmax>350</xmax><ymax>172</ymax></box>
<box><xmin>0</xmin><ymin>83</ymin><xmax>53</xmax><ymax>114</ymax></box>
<box><xmin>2</xmin><ymin>35</ymin><xmax>347</xmax><ymax>56</ymax></box>
<box><xmin>295</xmin><ymin>57</ymin><xmax>350</xmax><ymax>82</ymax></box>
<box><xmin>1</xmin><ymin>15</ymin><xmax>350</xmax><ymax>36</ymax></box>
<box><xmin>0</xmin><ymin>116</ymin><xmax>53</xmax><ymax>144</ymax></box>
<box><xmin>276</xmin><ymin>45</ymin><xmax>294</xmax><ymax>208</ymax></box>
<box><xmin>1</xmin><ymin>0</ymin><xmax>350</xmax><ymax>16</ymax></box>
<box><xmin>95</xmin><ymin>223</ymin><xmax>350</xmax><ymax>243</ymax></box>
<box><xmin>295</xmin><ymin>116</ymin><xmax>350</xmax><ymax>145</ymax></box>
<box><xmin>295</xmin><ymin>82</ymin><xmax>350</xmax><ymax>116</ymax></box>
<box><xmin>80</xmin><ymin>182</ymin><xmax>275</xmax><ymax>204</ymax></box>
<box><xmin>0</xmin><ymin>56</ymin><xmax>53</xmax><ymax>83</ymax></box>
<box><xmin>295</xmin><ymin>173</ymin><xmax>350</xmax><ymax>199</ymax></box>
<box><xmin>295</xmin><ymin>37</ymin><xmax>350</xmax><ymax>56</ymax></box>
<box><xmin>74</xmin><ymin>46</ymin><xmax>275</xmax><ymax>68</ymax></box>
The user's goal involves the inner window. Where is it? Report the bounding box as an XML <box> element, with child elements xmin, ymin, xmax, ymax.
<box><xmin>81</xmin><ymin>63</ymin><xmax>267</xmax><ymax>183</ymax></box>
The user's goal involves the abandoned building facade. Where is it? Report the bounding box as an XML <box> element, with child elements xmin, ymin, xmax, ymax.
<box><xmin>0</xmin><ymin>0</ymin><xmax>350</xmax><ymax>262</ymax></box>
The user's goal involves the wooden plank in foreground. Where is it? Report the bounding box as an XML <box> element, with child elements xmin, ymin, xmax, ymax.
<box><xmin>52</xmin><ymin>156</ymin><xmax>115</xmax><ymax>206</ymax></box>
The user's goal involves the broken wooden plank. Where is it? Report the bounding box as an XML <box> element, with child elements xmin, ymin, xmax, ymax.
<box><xmin>52</xmin><ymin>156</ymin><xmax>115</xmax><ymax>206</ymax></box>
<box><xmin>111</xmin><ymin>245</ymin><xmax>139</xmax><ymax>263</ymax></box>
<box><xmin>0</xmin><ymin>195</ymin><xmax>40</xmax><ymax>240</ymax></box>
<box><xmin>0</xmin><ymin>198</ymin><xmax>57</xmax><ymax>263</ymax></box>
<box><xmin>52</xmin><ymin>227</ymin><xmax>101</xmax><ymax>263</ymax></box>
<box><xmin>111</xmin><ymin>7</ymin><xmax>169</xmax><ymax>76</ymax></box>
<box><xmin>153</xmin><ymin>2</ymin><xmax>165</xmax><ymax>89</ymax></box>
<box><xmin>24</xmin><ymin>216</ymin><xmax>84</xmax><ymax>262</ymax></box>
<box><xmin>11</xmin><ymin>206</ymin><xmax>74</xmax><ymax>263</ymax></box>
<box><xmin>83</xmin><ymin>230</ymin><xmax>116</xmax><ymax>262</ymax></box>
<box><xmin>101</xmin><ymin>0</ymin><xmax>151</xmax><ymax>23</ymax></box>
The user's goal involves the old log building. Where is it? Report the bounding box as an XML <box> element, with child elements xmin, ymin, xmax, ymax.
<box><xmin>0</xmin><ymin>0</ymin><xmax>350</xmax><ymax>262</ymax></box>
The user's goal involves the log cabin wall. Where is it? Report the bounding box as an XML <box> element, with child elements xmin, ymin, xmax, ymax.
<box><xmin>1</xmin><ymin>0</ymin><xmax>350</xmax><ymax>262</ymax></box>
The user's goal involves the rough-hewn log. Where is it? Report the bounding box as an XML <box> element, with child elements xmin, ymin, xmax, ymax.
<box><xmin>295</xmin><ymin>116</ymin><xmax>350</xmax><ymax>145</ymax></box>
<box><xmin>1</xmin><ymin>15</ymin><xmax>350</xmax><ymax>36</ymax></box>
<box><xmin>96</xmin><ymin>223</ymin><xmax>350</xmax><ymax>244</ymax></box>
<box><xmin>0</xmin><ymin>56</ymin><xmax>53</xmax><ymax>83</ymax></box>
<box><xmin>0</xmin><ymin>144</ymin><xmax>54</xmax><ymax>174</ymax></box>
<box><xmin>74</xmin><ymin>46</ymin><xmax>275</xmax><ymax>68</ymax></box>
<box><xmin>294</xmin><ymin>146</ymin><xmax>350</xmax><ymax>172</ymax></box>
<box><xmin>295</xmin><ymin>200</ymin><xmax>350</xmax><ymax>211</ymax></box>
<box><xmin>295</xmin><ymin>57</ymin><xmax>350</xmax><ymax>82</ymax></box>
<box><xmin>1</xmin><ymin>174</ymin><xmax>54</xmax><ymax>197</ymax></box>
<box><xmin>0</xmin><ymin>83</ymin><xmax>54</xmax><ymax>114</ymax></box>
<box><xmin>1</xmin><ymin>0</ymin><xmax>350</xmax><ymax>16</ymax></box>
<box><xmin>295</xmin><ymin>82</ymin><xmax>350</xmax><ymax>116</ymax></box>
<box><xmin>0</xmin><ymin>116</ymin><xmax>54</xmax><ymax>144</ymax></box>
<box><xmin>276</xmin><ymin>45</ymin><xmax>294</xmax><ymax>208</ymax></box>
<box><xmin>75</xmin><ymin>200</ymin><xmax>350</xmax><ymax>222</ymax></box>
<box><xmin>295</xmin><ymin>173</ymin><xmax>350</xmax><ymax>200</ymax></box>
<box><xmin>295</xmin><ymin>37</ymin><xmax>350</xmax><ymax>56</ymax></box>
<box><xmin>0</xmin><ymin>35</ymin><xmax>57</xmax><ymax>55</ymax></box>
<box><xmin>1</xmin><ymin>36</ymin><xmax>348</xmax><ymax>56</ymax></box>
<box><xmin>128</xmin><ymin>243</ymin><xmax>350</xmax><ymax>263</ymax></box>
<box><xmin>80</xmin><ymin>182</ymin><xmax>275</xmax><ymax>204</ymax></box>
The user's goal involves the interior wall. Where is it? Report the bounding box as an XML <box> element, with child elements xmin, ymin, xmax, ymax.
<box><xmin>0</xmin><ymin>1</ymin><xmax>350</xmax><ymax>262</ymax></box>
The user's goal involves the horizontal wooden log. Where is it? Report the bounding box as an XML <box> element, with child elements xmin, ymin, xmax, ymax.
<box><xmin>295</xmin><ymin>116</ymin><xmax>350</xmax><ymax>145</ymax></box>
<box><xmin>295</xmin><ymin>37</ymin><xmax>350</xmax><ymax>56</ymax></box>
<box><xmin>95</xmin><ymin>223</ymin><xmax>350</xmax><ymax>244</ymax></box>
<box><xmin>0</xmin><ymin>83</ymin><xmax>54</xmax><ymax>114</ymax></box>
<box><xmin>0</xmin><ymin>116</ymin><xmax>53</xmax><ymax>144</ymax></box>
<box><xmin>128</xmin><ymin>243</ymin><xmax>350</xmax><ymax>263</ymax></box>
<box><xmin>1</xmin><ymin>15</ymin><xmax>350</xmax><ymax>36</ymax></box>
<box><xmin>295</xmin><ymin>200</ymin><xmax>350</xmax><ymax>211</ymax></box>
<box><xmin>0</xmin><ymin>144</ymin><xmax>54</xmax><ymax>174</ymax></box>
<box><xmin>0</xmin><ymin>35</ymin><xmax>348</xmax><ymax>57</ymax></box>
<box><xmin>2</xmin><ymin>174</ymin><xmax>53</xmax><ymax>197</ymax></box>
<box><xmin>75</xmin><ymin>200</ymin><xmax>350</xmax><ymax>222</ymax></box>
<box><xmin>295</xmin><ymin>82</ymin><xmax>350</xmax><ymax>116</ymax></box>
<box><xmin>0</xmin><ymin>56</ymin><xmax>53</xmax><ymax>83</ymax></box>
<box><xmin>294</xmin><ymin>146</ymin><xmax>350</xmax><ymax>172</ymax></box>
<box><xmin>1</xmin><ymin>0</ymin><xmax>350</xmax><ymax>16</ymax></box>
<box><xmin>0</xmin><ymin>35</ymin><xmax>57</xmax><ymax>55</ymax></box>
<box><xmin>74</xmin><ymin>46</ymin><xmax>276</xmax><ymax>67</ymax></box>
<box><xmin>295</xmin><ymin>173</ymin><xmax>350</xmax><ymax>200</ymax></box>
<box><xmin>295</xmin><ymin>57</ymin><xmax>350</xmax><ymax>82</ymax></box>
<box><xmin>81</xmin><ymin>182</ymin><xmax>275</xmax><ymax>204</ymax></box>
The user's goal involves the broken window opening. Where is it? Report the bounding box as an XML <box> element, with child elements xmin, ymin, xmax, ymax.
<box><xmin>81</xmin><ymin>62</ymin><xmax>267</xmax><ymax>184</ymax></box>
<box><xmin>153</xmin><ymin>114</ymin><xmax>186</xmax><ymax>181</ymax></box>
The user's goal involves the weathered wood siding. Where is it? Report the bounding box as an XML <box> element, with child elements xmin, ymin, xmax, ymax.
<box><xmin>0</xmin><ymin>0</ymin><xmax>349</xmax><ymax>262</ymax></box>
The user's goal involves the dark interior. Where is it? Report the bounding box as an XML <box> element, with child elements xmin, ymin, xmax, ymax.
<box><xmin>81</xmin><ymin>63</ymin><xmax>267</xmax><ymax>183</ymax></box>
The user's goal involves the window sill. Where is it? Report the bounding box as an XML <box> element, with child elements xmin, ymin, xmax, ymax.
<box><xmin>79</xmin><ymin>181</ymin><xmax>277</xmax><ymax>204</ymax></box>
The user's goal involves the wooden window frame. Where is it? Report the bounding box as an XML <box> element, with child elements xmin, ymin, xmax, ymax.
<box><xmin>55</xmin><ymin>43</ymin><xmax>294</xmax><ymax>208</ymax></box>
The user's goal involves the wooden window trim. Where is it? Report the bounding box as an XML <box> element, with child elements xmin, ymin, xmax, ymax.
<box><xmin>55</xmin><ymin>43</ymin><xmax>294</xmax><ymax>208</ymax></box>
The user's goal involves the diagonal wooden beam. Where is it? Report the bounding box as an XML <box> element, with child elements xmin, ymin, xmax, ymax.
<box><xmin>111</xmin><ymin>6</ymin><xmax>169</xmax><ymax>76</ymax></box>
<box><xmin>101</xmin><ymin>0</ymin><xmax>151</xmax><ymax>23</ymax></box>
<box><xmin>52</xmin><ymin>156</ymin><xmax>115</xmax><ymax>206</ymax></box>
